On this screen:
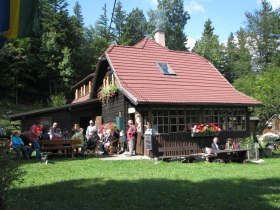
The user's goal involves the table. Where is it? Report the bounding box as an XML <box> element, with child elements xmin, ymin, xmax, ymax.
<box><xmin>209</xmin><ymin>149</ymin><xmax>249</xmax><ymax>163</ymax></box>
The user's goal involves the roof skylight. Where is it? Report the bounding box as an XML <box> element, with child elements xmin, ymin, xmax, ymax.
<box><xmin>157</xmin><ymin>63</ymin><xmax>176</xmax><ymax>75</ymax></box>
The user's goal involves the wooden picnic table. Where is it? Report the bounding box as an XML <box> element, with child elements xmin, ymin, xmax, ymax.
<box><xmin>209</xmin><ymin>148</ymin><xmax>249</xmax><ymax>163</ymax></box>
<box><xmin>39</xmin><ymin>139</ymin><xmax>81</xmax><ymax>159</ymax></box>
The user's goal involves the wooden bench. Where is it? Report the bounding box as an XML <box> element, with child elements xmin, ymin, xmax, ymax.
<box><xmin>158</xmin><ymin>146</ymin><xmax>204</xmax><ymax>161</ymax></box>
<box><xmin>39</xmin><ymin>140</ymin><xmax>81</xmax><ymax>159</ymax></box>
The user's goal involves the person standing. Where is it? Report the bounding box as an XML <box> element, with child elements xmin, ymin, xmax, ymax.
<box><xmin>127</xmin><ymin>120</ymin><xmax>136</xmax><ymax>156</ymax></box>
<box><xmin>28</xmin><ymin>121</ymin><xmax>41</xmax><ymax>159</ymax></box>
<box><xmin>86</xmin><ymin>120</ymin><xmax>97</xmax><ymax>140</ymax></box>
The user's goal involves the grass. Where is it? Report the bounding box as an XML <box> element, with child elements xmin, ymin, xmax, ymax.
<box><xmin>7</xmin><ymin>157</ymin><xmax>280</xmax><ymax>210</ymax></box>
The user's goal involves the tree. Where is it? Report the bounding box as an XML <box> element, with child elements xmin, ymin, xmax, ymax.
<box><xmin>39</xmin><ymin>0</ymin><xmax>80</xmax><ymax>96</ymax></box>
<box><xmin>193</xmin><ymin>19</ymin><xmax>223</xmax><ymax>72</ymax></box>
<box><xmin>73</xmin><ymin>1</ymin><xmax>84</xmax><ymax>26</ymax></box>
<box><xmin>244</xmin><ymin>0</ymin><xmax>280</xmax><ymax>72</ymax></box>
<box><xmin>234</xmin><ymin>65</ymin><xmax>280</xmax><ymax>123</ymax></box>
<box><xmin>122</xmin><ymin>8</ymin><xmax>148</xmax><ymax>46</ymax></box>
<box><xmin>84</xmin><ymin>26</ymin><xmax>110</xmax><ymax>71</ymax></box>
<box><xmin>223</xmin><ymin>29</ymin><xmax>252</xmax><ymax>83</ymax></box>
<box><xmin>111</xmin><ymin>0</ymin><xmax>126</xmax><ymax>44</ymax></box>
<box><xmin>95</xmin><ymin>3</ymin><xmax>110</xmax><ymax>40</ymax></box>
<box><xmin>148</xmin><ymin>0</ymin><xmax>190</xmax><ymax>51</ymax></box>
<box><xmin>0</xmin><ymin>39</ymin><xmax>36</xmax><ymax>104</ymax></box>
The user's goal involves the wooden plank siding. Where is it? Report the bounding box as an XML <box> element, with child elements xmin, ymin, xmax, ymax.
<box><xmin>153</xmin><ymin>130</ymin><xmax>250</xmax><ymax>158</ymax></box>
<box><xmin>102</xmin><ymin>92</ymin><xmax>125</xmax><ymax>123</ymax></box>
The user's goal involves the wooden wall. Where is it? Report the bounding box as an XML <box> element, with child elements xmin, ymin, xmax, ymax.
<box><xmin>20</xmin><ymin>102</ymin><xmax>101</xmax><ymax>132</ymax></box>
<box><xmin>102</xmin><ymin>92</ymin><xmax>125</xmax><ymax>123</ymax></box>
<box><xmin>151</xmin><ymin>130</ymin><xmax>250</xmax><ymax>158</ymax></box>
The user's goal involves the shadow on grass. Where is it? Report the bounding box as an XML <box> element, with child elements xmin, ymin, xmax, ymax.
<box><xmin>8</xmin><ymin>177</ymin><xmax>280</xmax><ymax>210</ymax></box>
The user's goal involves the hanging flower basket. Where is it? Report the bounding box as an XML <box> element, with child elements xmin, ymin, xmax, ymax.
<box><xmin>191</xmin><ymin>123</ymin><xmax>221</xmax><ymax>137</ymax></box>
<box><xmin>98</xmin><ymin>83</ymin><xmax>118</xmax><ymax>105</ymax></box>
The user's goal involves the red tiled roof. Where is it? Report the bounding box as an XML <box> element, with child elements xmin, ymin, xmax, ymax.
<box><xmin>71</xmin><ymin>94</ymin><xmax>90</xmax><ymax>104</ymax></box>
<box><xmin>105</xmin><ymin>38</ymin><xmax>261</xmax><ymax>106</ymax></box>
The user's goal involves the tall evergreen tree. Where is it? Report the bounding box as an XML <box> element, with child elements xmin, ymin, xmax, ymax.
<box><xmin>69</xmin><ymin>2</ymin><xmax>93</xmax><ymax>81</ymax></box>
<box><xmin>95</xmin><ymin>3</ymin><xmax>110</xmax><ymax>40</ymax></box>
<box><xmin>148</xmin><ymin>0</ymin><xmax>190</xmax><ymax>51</ymax></box>
<box><xmin>73</xmin><ymin>1</ymin><xmax>84</xmax><ymax>26</ymax></box>
<box><xmin>39</xmin><ymin>0</ymin><xmax>77</xmax><ymax>97</ymax></box>
<box><xmin>111</xmin><ymin>0</ymin><xmax>126</xmax><ymax>44</ymax></box>
<box><xmin>223</xmin><ymin>30</ymin><xmax>252</xmax><ymax>83</ymax></box>
<box><xmin>122</xmin><ymin>8</ymin><xmax>148</xmax><ymax>45</ymax></box>
<box><xmin>193</xmin><ymin>19</ymin><xmax>223</xmax><ymax>72</ymax></box>
<box><xmin>0</xmin><ymin>39</ymin><xmax>36</xmax><ymax>104</ymax></box>
<box><xmin>244</xmin><ymin>0</ymin><xmax>279</xmax><ymax>72</ymax></box>
<box><xmin>234</xmin><ymin>28</ymin><xmax>252</xmax><ymax>77</ymax></box>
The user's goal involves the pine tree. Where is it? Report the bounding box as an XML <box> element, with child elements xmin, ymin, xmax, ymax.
<box><xmin>73</xmin><ymin>1</ymin><xmax>84</xmax><ymax>26</ymax></box>
<box><xmin>96</xmin><ymin>3</ymin><xmax>110</xmax><ymax>40</ymax></box>
<box><xmin>244</xmin><ymin>0</ymin><xmax>279</xmax><ymax>72</ymax></box>
<box><xmin>122</xmin><ymin>8</ymin><xmax>148</xmax><ymax>45</ymax></box>
<box><xmin>148</xmin><ymin>0</ymin><xmax>190</xmax><ymax>51</ymax></box>
<box><xmin>193</xmin><ymin>19</ymin><xmax>223</xmax><ymax>72</ymax></box>
<box><xmin>111</xmin><ymin>0</ymin><xmax>126</xmax><ymax>44</ymax></box>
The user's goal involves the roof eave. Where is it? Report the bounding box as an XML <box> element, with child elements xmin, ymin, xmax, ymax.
<box><xmin>10</xmin><ymin>99</ymin><xmax>100</xmax><ymax>121</ymax></box>
<box><xmin>136</xmin><ymin>101</ymin><xmax>262</xmax><ymax>107</ymax></box>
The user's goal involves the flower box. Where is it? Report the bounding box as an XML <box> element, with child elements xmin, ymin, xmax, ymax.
<box><xmin>98</xmin><ymin>83</ymin><xmax>118</xmax><ymax>105</ymax></box>
<box><xmin>191</xmin><ymin>132</ymin><xmax>218</xmax><ymax>137</ymax></box>
<box><xmin>191</xmin><ymin>123</ymin><xmax>221</xmax><ymax>138</ymax></box>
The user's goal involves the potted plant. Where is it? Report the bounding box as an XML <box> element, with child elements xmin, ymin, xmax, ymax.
<box><xmin>98</xmin><ymin>83</ymin><xmax>118</xmax><ymax>105</ymax></box>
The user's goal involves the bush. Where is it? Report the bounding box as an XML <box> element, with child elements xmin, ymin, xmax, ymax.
<box><xmin>48</xmin><ymin>94</ymin><xmax>68</xmax><ymax>107</ymax></box>
<box><xmin>0</xmin><ymin>154</ymin><xmax>25</xmax><ymax>210</ymax></box>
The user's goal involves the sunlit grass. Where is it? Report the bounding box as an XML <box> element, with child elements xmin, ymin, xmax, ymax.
<box><xmin>7</xmin><ymin>157</ymin><xmax>280</xmax><ymax>210</ymax></box>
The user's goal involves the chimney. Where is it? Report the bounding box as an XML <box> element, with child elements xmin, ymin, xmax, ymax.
<box><xmin>154</xmin><ymin>30</ymin><xmax>165</xmax><ymax>47</ymax></box>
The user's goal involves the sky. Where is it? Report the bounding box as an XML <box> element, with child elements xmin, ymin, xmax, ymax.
<box><xmin>67</xmin><ymin>0</ymin><xmax>280</xmax><ymax>49</ymax></box>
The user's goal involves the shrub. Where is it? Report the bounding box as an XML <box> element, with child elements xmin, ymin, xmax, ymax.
<box><xmin>0</xmin><ymin>154</ymin><xmax>25</xmax><ymax>210</ymax></box>
<box><xmin>48</xmin><ymin>94</ymin><xmax>68</xmax><ymax>107</ymax></box>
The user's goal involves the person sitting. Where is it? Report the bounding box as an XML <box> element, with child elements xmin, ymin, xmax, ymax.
<box><xmin>19</xmin><ymin>129</ymin><xmax>32</xmax><ymax>156</ymax></box>
<box><xmin>52</xmin><ymin>128</ymin><xmax>63</xmax><ymax>140</ymax></box>
<box><xmin>72</xmin><ymin>125</ymin><xmax>85</xmax><ymax>153</ymax></box>
<box><xmin>11</xmin><ymin>131</ymin><xmax>29</xmax><ymax>160</ymax></box>
<box><xmin>38</xmin><ymin>127</ymin><xmax>50</xmax><ymax>140</ymax></box>
<box><xmin>86</xmin><ymin>128</ymin><xmax>100</xmax><ymax>151</ymax></box>
<box><xmin>19</xmin><ymin>129</ymin><xmax>31</xmax><ymax>146</ymax></box>
<box><xmin>110</xmin><ymin>129</ymin><xmax>120</xmax><ymax>154</ymax></box>
<box><xmin>99</xmin><ymin>128</ymin><xmax>118</xmax><ymax>155</ymax></box>
<box><xmin>225</xmin><ymin>138</ymin><xmax>239</xmax><ymax>150</ymax></box>
<box><xmin>211</xmin><ymin>137</ymin><xmax>221</xmax><ymax>151</ymax></box>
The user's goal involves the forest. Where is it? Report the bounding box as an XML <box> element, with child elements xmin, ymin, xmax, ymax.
<box><xmin>0</xmin><ymin>0</ymin><xmax>279</xmax><ymax>124</ymax></box>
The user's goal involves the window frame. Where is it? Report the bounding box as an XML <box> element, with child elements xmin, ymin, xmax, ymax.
<box><xmin>156</xmin><ymin>62</ymin><xmax>176</xmax><ymax>75</ymax></box>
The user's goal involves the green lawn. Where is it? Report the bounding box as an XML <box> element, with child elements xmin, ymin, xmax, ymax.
<box><xmin>7</xmin><ymin>158</ymin><xmax>280</xmax><ymax>210</ymax></box>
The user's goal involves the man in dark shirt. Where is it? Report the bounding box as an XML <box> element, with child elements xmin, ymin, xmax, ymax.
<box><xmin>20</xmin><ymin>130</ymin><xmax>31</xmax><ymax>146</ymax></box>
<box><xmin>19</xmin><ymin>129</ymin><xmax>32</xmax><ymax>157</ymax></box>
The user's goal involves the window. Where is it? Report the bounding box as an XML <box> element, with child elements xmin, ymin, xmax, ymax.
<box><xmin>186</xmin><ymin>108</ymin><xmax>200</xmax><ymax>127</ymax></box>
<box><xmin>204</xmin><ymin>108</ymin><xmax>246</xmax><ymax>131</ymax></box>
<box><xmin>150</xmin><ymin>108</ymin><xmax>246</xmax><ymax>134</ymax></box>
<box><xmin>157</xmin><ymin>63</ymin><xmax>176</xmax><ymax>75</ymax></box>
<box><xmin>152</xmin><ymin>110</ymin><xmax>169</xmax><ymax>134</ymax></box>
<box><xmin>170</xmin><ymin>110</ymin><xmax>185</xmax><ymax>132</ymax></box>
